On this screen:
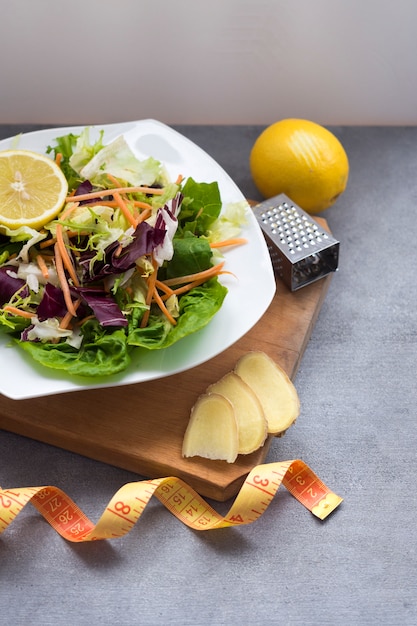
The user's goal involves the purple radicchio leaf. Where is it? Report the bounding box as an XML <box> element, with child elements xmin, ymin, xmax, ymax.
<box><xmin>37</xmin><ymin>283</ymin><xmax>68</xmax><ymax>320</ymax></box>
<box><xmin>112</xmin><ymin>222</ymin><xmax>166</xmax><ymax>270</ymax></box>
<box><xmin>76</xmin><ymin>287</ymin><xmax>128</xmax><ymax>327</ymax></box>
<box><xmin>0</xmin><ymin>266</ymin><xmax>29</xmax><ymax>305</ymax></box>
<box><xmin>75</xmin><ymin>179</ymin><xmax>93</xmax><ymax>197</ymax></box>
<box><xmin>153</xmin><ymin>208</ymin><xmax>178</xmax><ymax>266</ymax></box>
<box><xmin>168</xmin><ymin>192</ymin><xmax>184</xmax><ymax>218</ymax></box>
<box><xmin>74</xmin><ymin>180</ymin><xmax>107</xmax><ymax>205</ymax></box>
<box><xmin>152</xmin><ymin>192</ymin><xmax>183</xmax><ymax>266</ymax></box>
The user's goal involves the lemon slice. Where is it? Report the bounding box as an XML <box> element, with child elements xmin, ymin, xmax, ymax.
<box><xmin>0</xmin><ymin>149</ymin><xmax>68</xmax><ymax>231</ymax></box>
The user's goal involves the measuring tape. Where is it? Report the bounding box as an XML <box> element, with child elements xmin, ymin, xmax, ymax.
<box><xmin>0</xmin><ymin>459</ymin><xmax>342</xmax><ymax>542</ymax></box>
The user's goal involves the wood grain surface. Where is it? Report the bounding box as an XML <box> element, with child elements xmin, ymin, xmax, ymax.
<box><xmin>0</xmin><ymin>220</ymin><xmax>333</xmax><ymax>501</ymax></box>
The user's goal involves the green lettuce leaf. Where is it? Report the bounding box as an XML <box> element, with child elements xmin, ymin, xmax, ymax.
<box><xmin>164</xmin><ymin>234</ymin><xmax>213</xmax><ymax>280</ymax></box>
<box><xmin>46</xmin><ymin>132</ymin><xmax>89</xmax><ymax>191</ymax></box>
<box><xmin>14</xmin><ymin>280</ymin><xmax>227</xmax><ymax>376</ymax></box>
<box><xmin>178</xmin><ymin>178</ymin><xmax>222</xmax><ymax>235</ymax></box>
<box><xmin>127</xmin><ymin>278</ymin><xmax>227</xmax><ymax>351</ymax></box>
<box><xmin>17</xmin><ymin>321</ymin><xmax>131</xmax><ymax>377</ymax></box>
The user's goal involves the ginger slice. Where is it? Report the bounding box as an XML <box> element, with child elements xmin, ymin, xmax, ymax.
<box><xmin>234</xmin><ymin>351</ymin><xmax>300</xmax><ymax>435</ymax></box>
<box><xmin>182</xmin><ymin>393</ymin><xmax>239</xmax><ymax>463</ymax></box>
<box><xmin>208</xmin><ymin>372</ymin><xmax>268</xmax><ymax>455</ymax></box>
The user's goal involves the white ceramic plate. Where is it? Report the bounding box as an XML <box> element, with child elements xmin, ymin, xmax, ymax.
<box><xmin>0</xmin><ymin>119</ymin><xmax>275</xmax><ymax>400</ymax></box>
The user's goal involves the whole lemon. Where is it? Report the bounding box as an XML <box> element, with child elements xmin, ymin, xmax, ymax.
<box><xmin>250</xmin><ymin>118</ymin><xmax>349</xmax><ymax>213</ymax></box>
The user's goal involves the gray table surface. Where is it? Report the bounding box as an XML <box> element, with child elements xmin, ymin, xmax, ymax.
<box><xmin>0</xmin><ymin>124</ymin><xmax>416</xmax><ymax>626</ymax></box>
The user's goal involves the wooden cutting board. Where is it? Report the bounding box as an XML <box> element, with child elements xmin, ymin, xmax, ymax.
<box><xmin>0</xmin><ymin>219</ymin><xmax>333</xmax><ymax>501</ymax></box>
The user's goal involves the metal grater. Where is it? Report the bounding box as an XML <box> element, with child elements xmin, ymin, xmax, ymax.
<box><xmin>252</xmin><ymin>193</ymin><xmax>340</xmax><ymax>291</ymax></box>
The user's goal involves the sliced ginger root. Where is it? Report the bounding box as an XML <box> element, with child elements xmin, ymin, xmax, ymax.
<box><xmin>207</xmin><ymin>372</ymin><xmax>268</xmax><ymax>455</ymax></box>
<box><xmin>182</xmin><ymin>351</ymin><xmax>300</xmax><ymax>463</ymax></box>
<box><xmin>234</xmin><ymin>351</ymin><xmax>300</xmax><ymax>435</ymax></box>
<box><xmin>182</xmin><ymin>393</ymin><xmax>239</xmax><ymax>463</ymax></box>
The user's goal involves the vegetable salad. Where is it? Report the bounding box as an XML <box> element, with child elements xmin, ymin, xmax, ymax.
<box><xmin>0</xmin><ymin>128</ymin><xmax>248</xmax><ymax>377</ymax></box>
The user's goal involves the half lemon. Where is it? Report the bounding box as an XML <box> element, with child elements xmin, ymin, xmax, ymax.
<box><xmin>0</xmin><ymin>149</ymin><xmax>68</xmax><ymax>231</ymax></box>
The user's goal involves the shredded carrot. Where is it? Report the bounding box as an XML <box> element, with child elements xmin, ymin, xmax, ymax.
<box><xmin>140</xmin><ymin>260</ymin><xmax>177</xmax><ymax>326</ymax></box>
<box><xmin>3</xmin><ymin>306</ymin><xmax>34</xmax><ymax>319</ymax></box>
<box><xmin>65</xmin><ymin>185</ymin><xmax>165</xmax><ymax>203</ymax></box>
<box><xmin>155</xmin><ymin>280</ymin><xmax>175</xmax><ymax>297</ymax></box>
<box><xmin>175</xmin><ymin>174</ymin><xmax>184</xmax><ymax>185</ymax></box>
<box><xmin>40</xmin><ymin>230</ymin><xmax>89</xmax><ymax>249</ymax></box>
<box><xmin>136</xmin><ymin>207</ymin><xmax>152</xmax><ymax>224</ymax></box>
<box><xmin>161</xmin><ymin>262</ymin><xmax>225</xmax><ymax>287</ymax></box>
<box><xmin>59</xmin><ymin>310</ymin><xmax>73</xmax><ymax>330</ymax></box>
<box><xmin>160</xmin><ymin>271</ymin><xmax>231</xmax><ymax>300</ymax></box>
<box><xmin>77</xmin><ymin>314</ymin><xmax>96</xmax><ymax>326</ymax></box>
<box><xmin>161</xmin><ymin>277</ymin><xmax>209</xmax><ymax>300</ymax></box>
<box><xmin>60</xmin><ymin>201</ymin><xmax>80</xmax><ymax>221</ymax></box>
<box><xmin>133</xmin><ymin>200</ymin><xmax>153</xmax><ymax>210</ymax></box>
<box><xmin>36</xmin><ymin>254</ymin><xmax>50</xmax><ymax>280</ymax></box>
<box><xmin>85</xmin><ymin>200</ymin><xmax>119</xmax><ymax>208</ymax></box>
<box><xmin>112</xmin><ymin>191</ymin><xmax>138</xmax><ymax>228</ymax></box>
<box><xmin>145</xmin><ymin>260</ymin><xmax>158</xmax><ymax>307</ymax></box>
<box><xmin>55</xmin><ymin>153</ymin><xmax>63</xmax><ymax>167</ymax></box>
<box><xmin>152</xmin><ymin>287</ymin><xmax>177</xmax><ymax>326</ymax></box>
<box><xmin>106</xmin><ymin>173</ymin><xmax>122</xmax><ymax>188</ymax></box>
<box><xmin>143</xmin><ymin>259</ymin><xmax>221</xmax><ymax>327</ymax></box>
<box><xmin>55</xmin><ymin>223</ymin><xmax>80</xmax><ymax>287</ymax></box>
<box><xmin>114</xmin><ymin>243</ymin><xmax>123</xmax><ymax>258</ymax></box>
<box><xmin>209</xmin><ymin>237</ymin><xmax>248</xmax><ymax>249</ymax></box>
<box><xmin>140</xmin><ymin>255</ymin><xmax>159</xmax><ymax>328</ymax></box>
<box><xmin>39</xmin><ymin>238</ymin><xmax>55</xmax><ymax>250</ymax></box>
<box><xmin>59</xmin><ymin>298</ymin><xmax>82</xmax><ymax>330</ymax></box>
<box><xmin>140</xmin><ymin>308</ymin><xmax>151</xmax><ymax>329</ymax></box>
<box><xmin>54</xmin><ymin>242</ymin><xmax>77</xmax><ymax>317</ymax></box>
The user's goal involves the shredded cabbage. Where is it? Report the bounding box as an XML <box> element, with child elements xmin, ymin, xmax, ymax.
<box><xmin>78</xmin><ymin>135</ymin><xmax>164</xmax><ymax>188</ymax></box>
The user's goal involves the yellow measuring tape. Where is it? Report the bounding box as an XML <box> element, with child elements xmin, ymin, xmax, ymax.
<box><xmin>0</xmin><ymin>459</ymin><xmax>342</xmax><ymax>542</ymax></box>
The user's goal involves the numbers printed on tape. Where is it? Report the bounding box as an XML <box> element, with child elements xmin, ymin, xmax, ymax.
<box><xmin>0</xmin><ymin>460</ymin><xmax>342</xmax><ymax>542</ymax></box>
